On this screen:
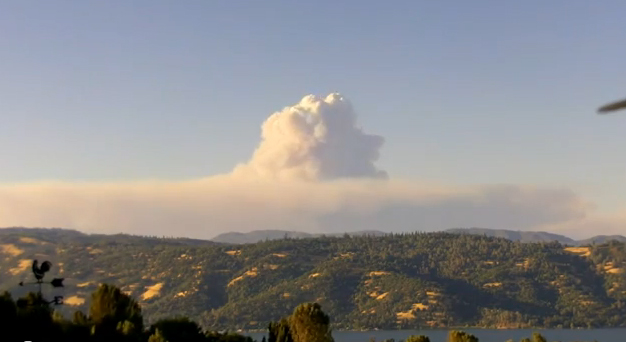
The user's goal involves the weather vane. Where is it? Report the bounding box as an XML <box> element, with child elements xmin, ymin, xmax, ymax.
<box><xmin>18</xmin><ymin>260</ymin><xmax>64</xmax><ymax>306</ymax></box>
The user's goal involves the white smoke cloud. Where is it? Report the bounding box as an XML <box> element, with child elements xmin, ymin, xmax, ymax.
<box><xmin>0</xmin><ymin>178</ymin><xmax>593</xmax><ymax>238</ymax></box>
<box><xmin>0</xmin><ymin>93</ymin><xmax>621</xmax><ymax>239</ymax></box>
<box><xmin>232</xmin><ymin>93</ymin><xmax>387</xmax><ymax>181</ymax></box>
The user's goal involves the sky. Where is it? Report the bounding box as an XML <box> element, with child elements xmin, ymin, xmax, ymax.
<box><xmin>1</xmin><ymin>1</ymin><xmax>626</xmax><ymax>239</ymax></box>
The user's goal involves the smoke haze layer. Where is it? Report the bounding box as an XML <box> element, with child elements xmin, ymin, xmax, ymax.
<box><xmin>0</xmin><ymin>93</ymin><xmax>620</xmax><ymax>239</ymax></box>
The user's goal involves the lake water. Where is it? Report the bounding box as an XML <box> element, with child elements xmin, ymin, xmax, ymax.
<box><xmin>246</xmin><ymin>328</ymin><xmax>626</xmax><ymax>342</ymax></box>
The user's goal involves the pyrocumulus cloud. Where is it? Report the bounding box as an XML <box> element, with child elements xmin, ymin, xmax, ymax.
<box><xmin>232</xmin><ymin>93</ymin><xmax>387</xmax><ymax>181</ymax></box>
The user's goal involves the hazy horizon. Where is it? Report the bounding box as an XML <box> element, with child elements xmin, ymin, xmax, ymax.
<box><xmin>2</xmin><ymin>2</ymin><xmax>626</xmax><ymax>239</ymax></box>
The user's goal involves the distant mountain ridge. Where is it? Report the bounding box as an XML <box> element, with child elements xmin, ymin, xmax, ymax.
<box><xmin>445</xmin><ymin>228</ymin><xmax>577</xmax><ymax>244</ymax></box>
<box><xmin>2</xmin><ymin>226</ymin><xmax>625</xmax><ymax>246</ymax></box>
<box><xmin>211</xmin><ymin>227</ymin><xmax>626</xmax><ymax>245</ymax></box>
<box><xmin>446</xmin><ymin>228</ymin><xmax>626</xmax><ymax>246</ymax></box>
<box><xmin>578</xmin><ymin>235</ymin><xmax>626</xmax><ymax>245</ymax></box>
<box><xmin>0</xmin><ymin>227</ymin><xmax>219</xmax><ymax>246</ymax></box>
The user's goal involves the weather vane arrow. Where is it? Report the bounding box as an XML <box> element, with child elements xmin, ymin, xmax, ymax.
<box><xmin>51</xmin><ymin>278</ymin><xmax>64</xmax><ymax>288</ymax></box>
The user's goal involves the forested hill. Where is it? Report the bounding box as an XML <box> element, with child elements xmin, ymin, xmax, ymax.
<box><xmin>2</xmin><ymin>228</ymin><xmax>626</xmax><ymax>331</ymax></box>
<box><xmin>211</xmin><ymin>229</ymin><xmax>388</xmax><ymax>244</ymax></box>
<box><xmin>211</xmin><ymin>227</ymin><xmax>626</xmax><ymax>245</ymax></box>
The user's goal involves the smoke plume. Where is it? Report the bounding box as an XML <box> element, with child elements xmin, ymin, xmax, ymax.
<box><xmin>232</xmin><ymin>93</ymin><xmax>387</xmax><ymax>181</ymax></box>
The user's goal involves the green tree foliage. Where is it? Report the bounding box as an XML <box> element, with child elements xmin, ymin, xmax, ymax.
<box><xmin>149</xmin><ymin>317</ymin><xmax>206</xmax><ymax>342</ymax></box>
<box><xmin>532</xmin><ymin>332</ymin><xmax>547</xmax><ymax>342</ymax></box>
<box><xmin>269</xmin><ymin>319</ymin><xmax>293</xmax><ymax>342</ymax></box>
<box><xmin>148</xmin><ymin>328</ymin><xmax>169</xmax><ymax>342</ymax></box>
<box><xmin>267</xmin><ymin>303</ymin><xmax>334</xmax><ymax>342</ymax></box>
<box><xmin>289</xmin><ymin>303</ymin><xmax>334</xmax><ymax>342</ymax></box>
<box><xmin>15</xmin><ymin>292</ymin><xmax>58</xmax><ymax>342</ymax></box>
<box><xmin>0</xmin><ymin>291</ymin><xmax>19</xmax><ymax>341</ymax></box>
<box><xmin>117</xmin><ymin>319</ymin><xmax>142</xmax><ymax>342</ymax></box>
<box><xmin>447</xmin><ymin>330</ymin><xmax>478</xmax><ymax>342</ymax></box>
<box><xmin>73</xmin><ymin>310</ymin><xmax>90</xmax><ymax>325</ymax></box>
<box><xmin>405</xmin><ymin>335</ymin><xmax>430</xmax><ymax>342</ymax></box>
<box><xmin>0</xmin><ymin>284</ymin><xmax>255</xmax><ymax>342</ymax></box>
<box><xmin>0</xmin><ymin>291</ymin><xmax>17</xmax><ymax>325</ymax></box>
<box><xmin>90</xmin><ymin>283</ymin><xmax>143</xmax><ymax>332</ymax></box>
<box><xmin>206</xmin><ymin>331</ymin><xmax>255</xmax><ymax>342</ymax></box>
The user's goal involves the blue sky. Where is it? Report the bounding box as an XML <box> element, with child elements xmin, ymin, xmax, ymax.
<box><xmin>1</xmin><ymin>1</ymin><xmax>626</xmax><ymax>237</ymax></box>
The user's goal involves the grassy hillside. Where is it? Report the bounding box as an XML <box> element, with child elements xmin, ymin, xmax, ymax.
<box><xmin>2</xmin><ymin>228</ymin><xmax>626</xmax><ymax>331</ymax></box>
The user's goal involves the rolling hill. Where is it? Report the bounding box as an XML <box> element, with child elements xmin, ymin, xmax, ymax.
<box><xmin>3</xmin><ymin>227</ymin><xmax>626</xmax><ymax>331</ymax></box>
